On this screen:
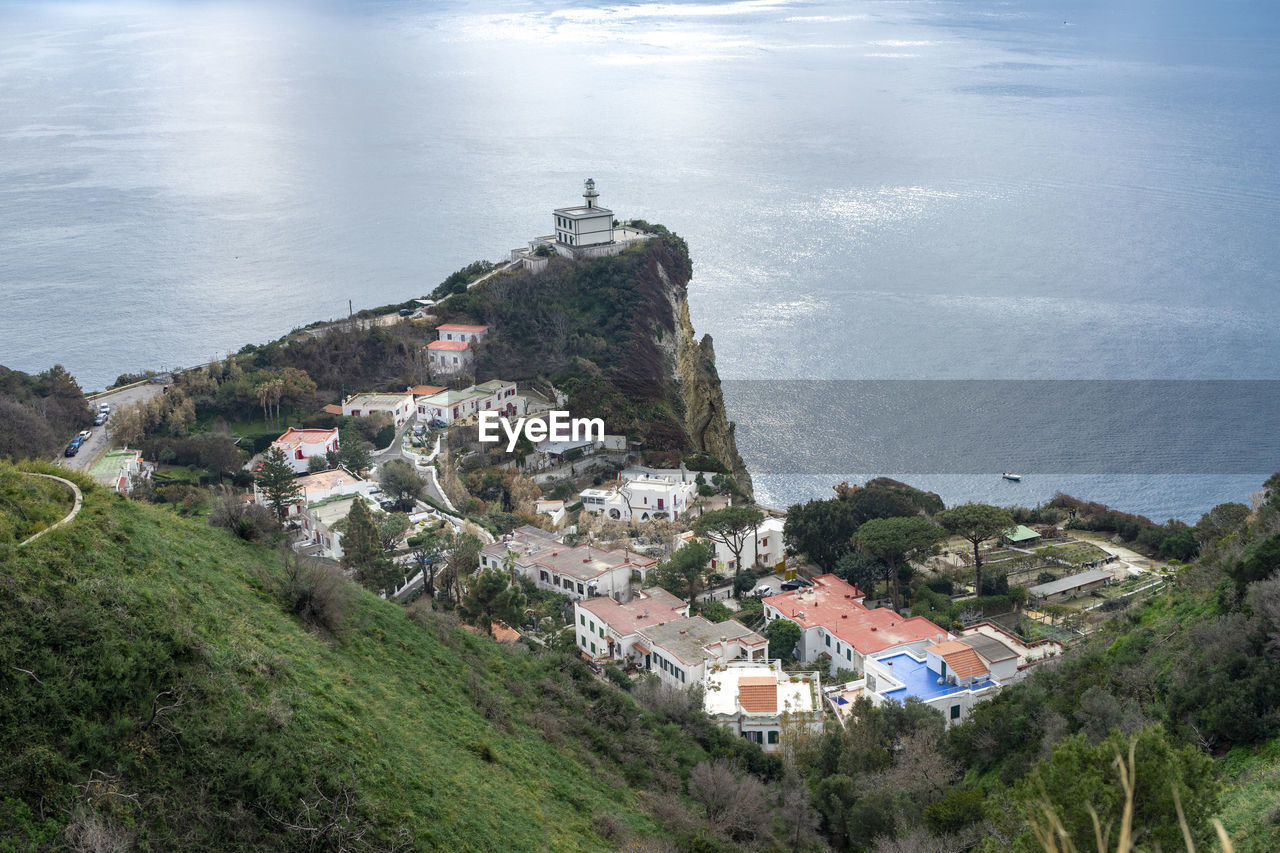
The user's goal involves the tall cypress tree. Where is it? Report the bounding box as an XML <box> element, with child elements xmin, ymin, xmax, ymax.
<box><xmin>341</xmin><ymin>498</ymin><xmax>394</xmax><ymax>592</ymax></box>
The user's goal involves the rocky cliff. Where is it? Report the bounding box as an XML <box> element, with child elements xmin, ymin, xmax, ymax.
<box><xmin>440</xmin><ymin>230</ymin><xmax>753</xmax><ymax>497</ymax></box>
<box><xmin>671</xmin><ymin>285</ymin><xmax>754</xmax><ymax>500</ymax></box>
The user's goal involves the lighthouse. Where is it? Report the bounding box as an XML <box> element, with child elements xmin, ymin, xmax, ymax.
<box><xmin>553</xmin><ymin>178</ymin><xmax>614</xmax><ymax>248</ymax></box>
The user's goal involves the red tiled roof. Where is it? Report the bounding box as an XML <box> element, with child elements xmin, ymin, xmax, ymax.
<box><xmin>578</xmin><ymin>588</ymin><xmax>688</xmax><ymax>636</ymax></box>
<box><xmin>322</xmin><ymin>404</ymin><xmax>344</xmax><ymax>415</ymax></box>
<box><xmin>409</xmin><ymin>385</ymin><xmax>446</xmax><ymax>397</ymax></box>
<box><xmin>737</xmin><ymin>676</ymin><xmax>778</xmax><ymax>713</ymax></box>
<box><xmin>427</xmin><ymin>340</ymin><xmax>470</xmax><ymax>351</ymax></box>
<box><xmin>273</xmin><ymin>427</ymin><xmax>338</xmax><ymax>449</ymax></box>
<box><xmin>928</xmin><ymin>640</ymin><xmax>989</xmax><ymax>679</ymax></box>
<box><xmin>763</xmin><ymin>574</ymin><xmax>948</xmax><ymax>656</ymax></box>
<box><xmin>436</xmin><ymin>323</ymin><xmax>489</xmax><ymax>333</ymax></box>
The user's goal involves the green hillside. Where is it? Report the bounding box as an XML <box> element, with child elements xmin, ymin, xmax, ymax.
<box><xmin>0</xmin><ymin>462</ymin><xmax>761</xmax><ymax>851</ymax></box>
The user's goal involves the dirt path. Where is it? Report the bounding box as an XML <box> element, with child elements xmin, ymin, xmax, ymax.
<box><xmin>17</xmin><ymin>472</ymin><xmax>83</xmax><ymax>548</ymax></box>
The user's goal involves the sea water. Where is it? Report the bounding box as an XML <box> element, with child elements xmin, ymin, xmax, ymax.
<box><xmin>2</xmin><ymin>0</ymin><xmax>1277</xmax><ymax>519</ymax></box>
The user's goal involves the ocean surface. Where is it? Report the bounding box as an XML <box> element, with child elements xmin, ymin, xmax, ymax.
<box><xmin>2</xmin><ymin>0</ymin><xmax>1277</xmax><ymax>520</ymax></box>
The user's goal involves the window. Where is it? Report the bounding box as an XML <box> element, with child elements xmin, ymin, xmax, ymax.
<box><xmin>578</xmin><ymin>583</ymin><xmax>585</xmax><ymax>594</ymax></box>
<box><xmin>590</xmin><ymin>642</ymin><xmax>596</xmax><ymax>654</ymax></box>
<box><xmin>579</xmin><ymin>614</ymin><xmax>585</xmax><ymax>626</ymax></box>
<box><xmin>836</xmin><ymin>642</ymin><xmax>841</xmax><ymax>654</ymax></box>
<box><xmin>950</xmin><ymin>704</ymin><xmax>961</xmax><ymax>720</ymax></box>
<box><xmin>542</xmin><ymin>571</ymin><xmax>550</xmax><ymax>583</ymax></box>
<box><xmin>825</xmin><ymin>634</ymin><xmax>831</xmax><ymax>648</ymax></box>
<box><xmin>761</xmin><ymin>537</ymin><xmax>768</xmax><ymax>547</ymax></box>
<box><xmin>846</xmin><ymin>649</ymin><xmax>852</xmax><ymax>661</ymax></box>
<box><xmin>598</xmin><ymin>626</ymin><xmax>604</xmax><ymax>639</ymax></box>
<box><xmin>767</xmin><ymin>731</ymin><xmax>778</xmax><ymax>745</ymax></box>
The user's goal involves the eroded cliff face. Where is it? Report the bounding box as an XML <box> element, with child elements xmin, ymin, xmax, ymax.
<box><xmin>665</xmin><ymin>270</ymin><xmax>754</xmax><ymax>501</ymax></box>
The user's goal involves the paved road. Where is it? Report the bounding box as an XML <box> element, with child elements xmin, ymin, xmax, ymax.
<box><xmin>58</xmin><ymin>382</ymin><xmax>166</xmax><ymax>473</ymax></box>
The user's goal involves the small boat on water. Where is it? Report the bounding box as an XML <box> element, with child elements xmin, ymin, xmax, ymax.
<box><xmin>1002</xmin><ymin>472</ymin><xmax>1022</xmax><ymax>482</ymax></box>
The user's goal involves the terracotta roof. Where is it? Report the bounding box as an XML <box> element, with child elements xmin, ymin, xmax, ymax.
<box><xmin>273</xmin><ymin>427</ymin><xmax>338</xmax><ymax>449</ymax></box>
<box><xmin>763</xmin><ymin>574</ymin><xmax>948</xmax><ymax>656</ymax></box>
<box><xmin>427</xmin><ymin>340</ymin><xmax>470</xmax><ymax>351</ymax></box>
<box><xmin>409</xmin><ymin>385</ymin><xmax>446</xmax><ymax>397</ymax></box>
<box><xmin>928</xmin><ymin>641</ymin><xmax>989</xmax><ymax>679</ymax></box>
<box><xmin>737</xmin><ymin>676</ymin><xmax>778</xmax><ymax>713</ymax></box>
<box><xmin>577</xmin><ymin>588</ymin><xmax>688</xmax><ymax>636</ymax></box>
<box><xmin>436</xmin><ymin>323</ymin><xmax>489</xmax><ymax>333</ymax></box>
<box><xmin>322</xmin><ymin>404</ymin><xmax>343</xmax><ymax>415</ymax></box>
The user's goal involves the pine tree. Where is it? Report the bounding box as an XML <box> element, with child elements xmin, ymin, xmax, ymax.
<box><xmin>256</xmin><ymin>445</ymin><xmax>302</xmax><ymax>520</ymax></box>
<box><xmin>341</xmin><ymin>498</ymin><xmax>397</xmax><ymax>593</ymax></box>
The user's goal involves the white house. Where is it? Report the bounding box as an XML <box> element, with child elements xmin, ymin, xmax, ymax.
<box><xmin>762</xmin><ymin>574</ymin><xmax>951</xmax><ymax>677</ymax></box>
<box><xmin>579</xmin><ymin>469</ymin><xmax>697</xmax><ymax>522</ymax></box>
<box><xmin>479</xmin><ymin>525</ymin><xmax>655</xmax><ymax>601</ymax></box>
<box><xmin>534</xmin><ymin>499</ymin><xmax>566</xmax><ymax>527</ymax></box>
<box><xmin>435</xmin><ymin>323</ymin><xmax>489</xmax><ymax>344</ymax></box>
<box><xmin>703</xmin><ymin>662</ymin><xmax>824</xmax><ymax>753</ymax></box>
<box><xmin>680</xmin><ymin>516</ymin><xmax>787</xmax><ymax>574</ymax></box>
<box><xmin>958</xmin><ymin>622</ymin><xmax>1064</xmax><ymax>685</ymax></box>
<box><xmin>341</xmin><ymin>392</ymin><xmax>415</xmax><ymax>427</ymax></box>
<box><xmin>834</xmin><ymin>642</ymin><xmax>1001</xmax><ymax>728</ymax></box>
<box><xmin>574</xmin><ymin>587</ymin><xmax>689</xmax><ymax>664</ymax></box>
<box><xmin>416</xmin><ymin>380</ymin><xmax>523</xmax><ymax>424</ymax></box>
<box><xmin>642</xmin><ymin>616</ymin><xmax>769</xmax><ymax>689</ymax></box>
<box><xmin>271</xmin><ymin>427</ymin><xmax>340</xmax><ymax>474</ymax></box>
<box><xmin>426</xmin><ymin>340</ymin><xmax>473</xmax><ymax>375</ymax></box>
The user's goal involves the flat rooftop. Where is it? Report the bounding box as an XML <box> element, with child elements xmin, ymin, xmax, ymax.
<box><xmin>703</xmin><ymin>664</ymin><xmax>820</xmax><ymax>717</ymax></box>
<box><xmin>554</xmin><ymin>205</ymin><xmax>614</xmax><ymax>218</ymax></box>
<box><xmin>345</xmin><ymin>393</ymin><xmax>411</xmax><ymax>406</ymax></box>
<box><xmin>1028</xmin><ymin>568</ymin><xmax>1113</xmax><ymax>598</ymax></box>
<box><xmin>641</xmin><ymin>616</ymin><xmax>762</xmax><ymax>666</ymax></box>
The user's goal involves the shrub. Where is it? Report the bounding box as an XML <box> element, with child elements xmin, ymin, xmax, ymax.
<box><xmin>276</xmin><ymin>554</ymin><xmax>355</xmax><ymax>636</ymax></box>
<box><xmin>210</xmin><ymin>488</ymin><xmax>280</xmax><ymax>542</ymax></box>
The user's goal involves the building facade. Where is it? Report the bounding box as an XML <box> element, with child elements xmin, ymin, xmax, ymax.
<box><xmin>703</xmin><ymin>662</ymin><xmax>824</xmax><ymax>753</ymax></box>
<box><xmin>762</xmin><ymin>574</ymin><xmax>950</xmax><ymax>677</ymax></box>
<box><xmin>271</xmin><ymin>427</ymin><xmax>340</xmax><ymax>474</ymax></box>
<box><xmin>553</xmin><ymin>178</ymin><xmax>614</xmax><ymax>248</ymax></box>
<box><xmin>341</xmin><ymin>393</ymin><xmax>415</xmax><ymax>427</ymax></box>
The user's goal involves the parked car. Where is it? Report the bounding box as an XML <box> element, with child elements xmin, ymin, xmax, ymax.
<box><xmin>98</xmin><ymin>403</ymin><xmax>110</xmax><ymax>413</ymax></box>
<box><xmin>398</xmin><ymin>308</ymin><xmax>413</xmax><ymax>317</ymax></box>
<box><xmin>780</xmin><ymin>580</ymin><xmax>804</xmax><ymax>591</ymax></box>
<box><xmin>753</xmin><ymin>584</ymin><xmax>774</xmax><ymax>597</ymax></box>
<box><xmin>94</xmin><ymin>414</ymin><xmax>107</xmax><ymax>426</ymax></box>
<box><xmin>379</xmin><ymin>499</ymin><xmax>398</xmax><ymax>511</ymax></box>
<box><xmin>64</xmin><ymin>442</ymin><xmax>80</xmax><ymax>457</ymax></box>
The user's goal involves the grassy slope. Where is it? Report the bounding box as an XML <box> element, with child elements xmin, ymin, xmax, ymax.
<box><xmin>0</xmin><ymin>463</ymin><xmax>666</xmax><ymax>850</ymax></box>
<box><xmin>0</xmin><ymin>467</ymin><xmax>73</xmax><ymax>545</ymax></box>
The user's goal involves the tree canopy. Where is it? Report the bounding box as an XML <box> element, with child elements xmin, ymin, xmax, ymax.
<box><xmin>459</xmin><ymin>568</ymin><xmax>527</xmax><ymax>636</ymax></box>
<box><xmin>854</xmin><ymin>516</ymin><xmax>943</xmax><ymax>611</ymax></box>
<box><xmin>379</xmin><ymin>458</ymin><xmax>425</xmax><ymax>511</ymax></box>
<box><xmin>692</xmin><ymin>505</ymin><xmax>764</xmax><ymax>597</ymax></box>
<box><xmin>655</xmin><ymin>541</ymin><xmax>713</xmax><ymax>608</ymax></box>
<box><xmin>936</xmin><ymin>503</ymin><xmax>1014</xmax><ymax>599</ymax></box>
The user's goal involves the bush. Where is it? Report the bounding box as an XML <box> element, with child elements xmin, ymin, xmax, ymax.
<box><xmin>276</xmin><ymin>554</ymin><xmax>355</xmax><ymax>636</ymax></box>
<box><xmin>210</xmin><ymin>489</ymin><xmax>280</xmax><ymax>542</ymax></box>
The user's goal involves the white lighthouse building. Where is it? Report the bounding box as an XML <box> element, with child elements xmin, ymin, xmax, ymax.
<box><xmin>553</xmin><ymin>178</ymin><xmax>615</xmax><ymax>248</ymax></box>
<box><xmin>510</xmin><ymin>180</ymin><xmax>652</xmax><ymax>270</ymax></box>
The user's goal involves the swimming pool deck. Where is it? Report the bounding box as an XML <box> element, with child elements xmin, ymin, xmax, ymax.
<box><xmin>876</xmin><ymin>652</ymin><xmax>995</xmax><ymax>701</ymax></box>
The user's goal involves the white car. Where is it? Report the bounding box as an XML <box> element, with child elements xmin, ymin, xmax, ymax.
<box><xmin>753</xmin><ymin>584</ymin><xmax>774</xmax><ymax>597</ymax></box>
